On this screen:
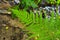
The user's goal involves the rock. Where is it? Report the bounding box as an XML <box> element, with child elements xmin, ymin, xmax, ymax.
<box><xmin>14</xmin><ymin>0</ymin><xmax>20</xmax><ymax>4</ymax></box>
<box><xmin>0</xmin><ymin>10</ymin><xmax>11</xmax><ymax>15</ymax></box>
<box><xmin>2</xmin><ymin>24</ymin><xmax>6</xmax><ymax>27</ymax></box>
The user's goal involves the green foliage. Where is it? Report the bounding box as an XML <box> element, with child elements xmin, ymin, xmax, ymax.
<box><xmin>11</xmin><ymin>8</ymin><xmax>60</xmax><ymax>40</ymax></box>
<box><xmin>19</xmin><ymin>0</ymin><xmax>60</xmax><ymax>10</ymax></box>
<box><xmin>46</xmin><ymin>0</ymin><xmax>60</xmax><ymax>5</ymax></box>
<box><xmin>56</xmin><ymin>0</ymin><xmax>60</xmax><ymax>5</ymax></box>
<box><xmin>46</xmin><ymin>0</ymin><xmax>56</xmax><ymax>4</ymax></box>
<box><xmin>34</xmin><ymin>0</ymin><xmax>41</xmax><ymax>4</ymax></box>
<box><xmin>10</xmin><ymin>0</ymin><xmax>60</xmax><ymax>40</ymax></box>
<box><xmin>21</xmin><ymin>0</ymin><xmax>38</xmax><ymax>9</ymax></box>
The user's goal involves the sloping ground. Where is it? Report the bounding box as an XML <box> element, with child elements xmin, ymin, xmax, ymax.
<box><xmin>0</xmin><ymin>13</ymin><xmax>28</xmax><ymax>40</ymax></box>
<box><xmin>0</xmin><ymin>1</ymin><xmax>31</xmax><ymax>40</ymax></box>
<box><xmin>0</xmin><ymin>14</ymin><xmax>25</xmax><ymax>28</ymax></box>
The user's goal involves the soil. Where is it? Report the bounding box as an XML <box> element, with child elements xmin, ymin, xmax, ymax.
<box><xmin>0</xmin><ymin>0</ymin><xmax>29</xmax><ymax>40</ymax></box>
<box><xmin>0</xmin><ymin>13</ymin><xmax>28</xmax><ymax>40</ymax></box>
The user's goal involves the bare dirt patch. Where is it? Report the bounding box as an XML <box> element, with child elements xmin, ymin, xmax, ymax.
<box><xmin>0</xmin><ymin>14</ymin><xmax>28</xmax><ymax>40</ymax></box>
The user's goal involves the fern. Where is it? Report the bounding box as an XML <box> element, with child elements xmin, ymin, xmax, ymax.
<box><xmin>11</xmin><ymin>7</ymin><xmax>60</xmax><ymax>40</ymax></box>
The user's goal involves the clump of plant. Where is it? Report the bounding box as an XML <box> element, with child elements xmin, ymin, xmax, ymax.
<box><xmin>56</xmin><ymin>0</ymin><xmax>60</xmax><ymax>5</ymax></box>
<box><xmin>19</xmin><ymin>0</ymin><xmax>38</xmax><ymax>10</ymax></box>
<box><xmin>10</xmin><ymin>0</ymin><xmax>60</xmax><ymax>40</ymax></box>
<box><xmin>11</xmin><ymin>8</ymin><xmax>60</xmax><ymax>40</ymax></box>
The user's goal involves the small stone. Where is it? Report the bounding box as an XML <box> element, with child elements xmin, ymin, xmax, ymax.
<box><xmin>14</xmin><ymin>0</ymin><xmax>20</xmax><ymax>4</ymax></box>
<box><xmin>8</xmin><ymin>12</ymin><xmax>11</xmax><ymax>14</ymax></box>
<box><xmin>6</xmin><ymin>26</ymin><xmax>9</xmax><ymax>30</ymax></box>
<box><xmin>15</xmin><ymin>26</ymin><xmax>18</xmax><ymax>27</ymax></box>
<box><xmin>2</xmin><ymin>24</ymin><xmax>6</xmax><ymax>26</ymax></box>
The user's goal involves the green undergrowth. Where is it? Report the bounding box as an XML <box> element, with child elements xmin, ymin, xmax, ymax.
<box><xmin>11</xmin><ymin>9</ymin><xmax>60</xmax><ymax>40</ymax></box>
